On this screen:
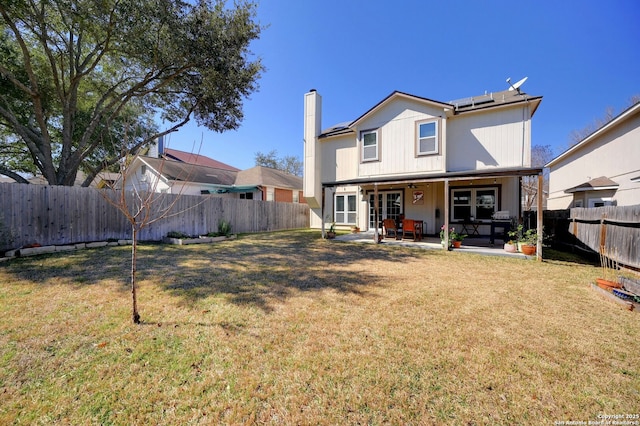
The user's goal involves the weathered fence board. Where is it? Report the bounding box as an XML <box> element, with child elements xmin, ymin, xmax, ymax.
<box><xmin>0</xmin><ymin>183</ymin><xmax>309</xmax><ymax>251</ymax></box>
<box><xmin>570</xmin><ymin>205</ymin><xmax>640</xmax><ymax>269</ymax></box>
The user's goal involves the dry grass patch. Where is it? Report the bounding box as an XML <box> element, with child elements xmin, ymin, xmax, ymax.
<box><xmin>0</xmin><ymin>230</ymin><xmax>638</xmax><ymax>424</ymax></box>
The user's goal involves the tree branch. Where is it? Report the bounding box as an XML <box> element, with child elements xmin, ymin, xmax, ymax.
<box><xmin>0</xmin><ymin>164</ymin><xmax>30</xmax><ymax>183</ymax></box>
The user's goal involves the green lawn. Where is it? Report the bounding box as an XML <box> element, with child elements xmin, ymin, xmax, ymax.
<box><xmin>1</xmin><ymin>230</ymin><xmax>638</xmax><ymax>424</ymax></box>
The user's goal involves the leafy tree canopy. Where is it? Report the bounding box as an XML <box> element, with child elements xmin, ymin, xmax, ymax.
<box><xmin>0</xmin><ymin>0</ymin><xmax>263</xmax><ymax>186</ymax></box>
<box><xmin>254</xmin><ymin>149</ymin><xmax>303</xmax><ymax>177</ymax></box>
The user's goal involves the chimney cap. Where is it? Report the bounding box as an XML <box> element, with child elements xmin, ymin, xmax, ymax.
<box><xmin>309</xmin><ymin>88</ymin><xmax>316</xmax><ymax>92</ymax></box>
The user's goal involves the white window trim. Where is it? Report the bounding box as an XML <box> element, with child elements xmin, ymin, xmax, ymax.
<box><xmin>451</xmin><ymin>187</ymin><xmax>498</xmax><ymax>222</ymax></box>
<box><xmin>416</xmin><ymin>119</ymin><xmax>439</xmax><ymax>156</ymax></box>
<box><xmin>335</xmin><ymin>193</ymin><xmax>357</xmax><ymax>225</ymax></box>
<box><xmin>588</xmin><ymin>197</ymin><xmax>614</xmax><ymax>208</ymax></box>
<box><xmin>361</xmin><ymin>129</ymin><xmax>379</xmax><ymax>162</ymax></box>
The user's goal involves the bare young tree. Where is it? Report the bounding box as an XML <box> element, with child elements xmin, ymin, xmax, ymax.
<box><xmin>522</xmin><ymin>144</ymin><xmax>554</xmax><ymax>211</ymax></box>
<box><xmin>101</xmin><ymin>137</ymin><xmax>206</xmax><ymax>324</ymax></box>
<box><xmin>568</xmin><ymin>94</ymin><xmax>640</xmax><ymax>147</ymax></box>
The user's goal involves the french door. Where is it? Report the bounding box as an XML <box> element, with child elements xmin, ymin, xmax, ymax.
<box><xmin>368</xmin><ymin>191</ymin><xmax>402</xmax><ymax>229</ymax></box>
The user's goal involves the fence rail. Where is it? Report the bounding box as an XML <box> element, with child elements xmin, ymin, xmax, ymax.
<box><xmin>0</xmin><ymin>183</ymin><xmax>309</xmax><ymax>251</ymax></box>
<box><xmin>569</xmin><ymin>205</ymin><xmax>640</xmax><ymax>269</ymax></box>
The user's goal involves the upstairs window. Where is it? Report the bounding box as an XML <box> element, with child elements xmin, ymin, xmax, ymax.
<box><xmin>361</xmin><ymin>129</ymin><xmax>379</xmax><ymax>162</ymax></box>
<box><xmin>416</xmin><ymin>120</ymin><xmax>438</xmax><ymax>155</ymax></box>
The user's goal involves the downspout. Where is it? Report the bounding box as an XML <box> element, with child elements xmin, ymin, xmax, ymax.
<box><xmin>373</xmin><ymin>184</ymin><xmax>380</xmax><ymax>243</ymax></box>
<box><xmin>537</xmin><ymin>173</ymin><xmax>543</xmax><ymax>262</ymax></box>
<box><xmin>443</xmin><ymin>178</ymin><xmax>450</xmax><ymax>250</ymax></box>
<box><xmin>321</xmin><ymin>187</ymin><xmax>326</xmax><ymax>238</ymax></box>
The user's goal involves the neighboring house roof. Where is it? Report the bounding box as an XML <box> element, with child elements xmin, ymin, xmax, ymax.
<box><xmin>140</xmin><ymin>156</ymin><xmax>238</xmax><ymax>186</ymax></box>
<box><xmin>162</xmin><ymin>148</ymin><xmax>240</xmax><ymax>171</ymax></box>
<box><xmin>564</xmin><ymin>176</ymin><xmax>620</xmax><ymax>193</ymax></box>
<box><xmin>236</xmin><ymin>166</ymin><xmax>303</xmax><ymax>190</ymax></box>
<box><xmin>320</xmin><ymin>89</ymin><xmax>542</xmax><ymax>138</ymax></box>
<box><xmin>546</xmin><ymin>101</ymin><xmax>640</xmax><ymax>168</ymax></box>
<box><xmin>94</xmin><ymin>172</ymin><xmax>121</xmax><ymax>189</ymax></box>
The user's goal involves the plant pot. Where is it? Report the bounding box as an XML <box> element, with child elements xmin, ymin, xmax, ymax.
<box><xmin>326</xmin><ymin>232</ymin><xmax>336</xmax><ymax>239</ymax></box>
<box><xmin>452</xmin><ymin>241</ymin><xmax>462</xmax><ymax>248</ymax></box>
<box><xmin>595</xmin><ymin>278</ymin><xmax>622</xmax><ymax>291</ymax></box>
<box><xmin>351</xmin><ymin>227</ymin><xmax>360</xmax><ymax>233</ymax></box>
<box><xmin>504</xmin><ymin>243</ymin><xmax>517</xmax><ymax>253</ymax></box>
<box><xmin>521</xmin><ymin>244</ymin><xmax>536</xmax><ymax>255</ymax></box>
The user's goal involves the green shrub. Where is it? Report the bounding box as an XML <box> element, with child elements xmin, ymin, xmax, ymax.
<box><xmin>166</xmin><ymin>231</ymin><xmax>191</xmax><ymax>239</ymax></box>
<box><xmin>0</xmin><ymin>215</ymin><xmax>15</xmax><ymax>250</ymax></box>
<box><xmin>217</xmin><ymin>220</ymin><xmax>232</xmax><ymax>237</ymax></box>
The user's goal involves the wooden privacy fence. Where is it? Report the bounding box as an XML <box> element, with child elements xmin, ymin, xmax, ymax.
<box><xmin>569</xmin><ymin>205</ymin><xmax>640</xmax><ymax>269</ymax></box>
<box><xmin>0</xmin><ymin>183</ymin><xmax>309</xmax><ymax>252</ymax></box>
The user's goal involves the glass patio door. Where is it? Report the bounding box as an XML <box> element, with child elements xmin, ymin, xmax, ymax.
<box><xmin>368</xmin><ymin>191</ymin><xmax>402</xmax><ymax>229</ymax></box>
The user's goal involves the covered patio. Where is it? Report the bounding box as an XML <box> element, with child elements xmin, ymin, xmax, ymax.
<box><xmin>332</xmin><ymin>231</ymin><xmax>534</xmax><ymax>259</ymax></box>
<box><xmin>321</xmin><ymin>167</ymin><xmax>545</xmax><ymax>261</ymax></box>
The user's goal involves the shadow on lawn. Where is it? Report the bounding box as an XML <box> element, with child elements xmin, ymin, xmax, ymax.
<box><xmin>1</xmin><ymin>231</ymin><xmax>424</xmax><ymax>313</ymax></box>
<box><xmin>148</xmin><ymin>231</ymin><xmax>421</xmax><ymax>312</ymax></box>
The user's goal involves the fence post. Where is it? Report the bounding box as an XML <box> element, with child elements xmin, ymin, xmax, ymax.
<box><xmin>599</xmin><ymin>214</ymin><xmax>607</xmax><ymax>255</ymax></box>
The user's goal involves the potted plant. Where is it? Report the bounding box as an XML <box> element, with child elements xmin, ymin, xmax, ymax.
<box><xmin>440</xmin><ymin>226</ymin><xmax>466</xmax><ymax>249</ymax></box>
<box><xmin>520</xmin><ymin>228</ymin><xmax>538</xmax><ymax>255</ymax></box>
<box><xmin>326</xmin><ymin>222</ymin><xmax>336</xmax><ymax>239</ymax></box>
<box><xmin>504</xmin><ymin>240</ymin><xmax>518</xmax><ymax>253</ymax></box>
<box><xmin>507</xmin><ymin>224</ymin><xmax>523</xmax><ymax>252</ymax></box>
<box><xmin>440</xmin><ymin>225</ymin><xmax>453</xmax><ymax>249</ymax></box>
<box><xmin>450</xmin><ymin>228</ymin><xmax>467</xmax><ymax>248</ymax></box>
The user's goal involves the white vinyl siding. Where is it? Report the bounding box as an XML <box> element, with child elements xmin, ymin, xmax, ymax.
<box><xmin>361</xmin><ymin>130</ymin><xmax>379</xmax><ymax>162</ymax></box>
<box><xmin>417</xmin><ymin>120</ymin><xmax>438</xmax><ymax>155</ymax></box>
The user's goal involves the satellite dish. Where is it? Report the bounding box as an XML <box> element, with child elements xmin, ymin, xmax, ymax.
<box><xmin>507</xmin><ymin>76</ymin><xmax>528</xmax><ymax>92</ymax></box>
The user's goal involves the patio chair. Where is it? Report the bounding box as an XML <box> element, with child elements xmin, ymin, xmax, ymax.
<box><xmin>383</xmin><ymin>219</ymin><xmax>399</xmax><ymax>239</ymax></box>
<box><xmin>401</xmin><ymin>219</ymin><xmax>422</xmax><ymax>241</ymax></box>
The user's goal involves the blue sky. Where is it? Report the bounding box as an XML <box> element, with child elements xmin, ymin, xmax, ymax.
<box><xmin>167</xmin><ymin>0</ymin><xmax>640</xmax><ymax>170</ymax></box>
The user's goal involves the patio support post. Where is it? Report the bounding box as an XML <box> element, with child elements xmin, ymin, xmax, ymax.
<box><xmin>537</xmin><ymin>173</ymin><xmax>543</xmax><ymax>261</ymax></box>
<box><xmin>443</xmin><ymin>178</ymin><xmax>450</xmax><ymax>250</ymax></box>
<box><xmin>374</xmin><ymin>184</ymin><xmax>380</xmax><ymax>243</ymax></box>
<box><xmin>321</xmin><ymin>187</ymin><xmax>326</xmax><ymax>238</ymax></box>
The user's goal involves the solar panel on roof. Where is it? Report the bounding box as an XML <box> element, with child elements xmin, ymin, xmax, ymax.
<box><xmin>450</xmin><ymin>93</ymin><xmax>495</xmax><ymax>109</ymax></box>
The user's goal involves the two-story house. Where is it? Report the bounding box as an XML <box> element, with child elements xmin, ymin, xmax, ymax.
<box><xmin>303</xmin><ymin>87</ymin><xmax>543</xmax><ymax>243</ymax></box>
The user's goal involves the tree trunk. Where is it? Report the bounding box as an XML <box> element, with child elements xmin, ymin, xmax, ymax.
<box><xmin>131</xmin><ymin>226</ymin><xmax>140</xmax><ymax>324</ymax></box>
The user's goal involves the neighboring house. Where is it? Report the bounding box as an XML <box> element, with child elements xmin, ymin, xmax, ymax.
<box><xmin>303</xmin><ymin>87</ymin><xmax>543</xmax><ymax>237</ymax></box>
<box><xmin>119</xmin><ymin>155</ymin><xmax>244</xmax><ymax>196</ymax></box>
<box><xmin>118</xmin><ymin>143</ymin><xmax>304</xmax><ymax>202</ymax></box>
<box><xmin>236</xmin><ymin>166</ymin><xmax>305</xmax><ymax>203</ymax></box>
<box><xmin>93</xmin><ymin>172</ymin><xmax>121</xmax><ymax>189</ymax></box>
<box><xmin>546</xmin><ymin>102</ymin><xmax>640</xmax><ymax>209</ymax></box>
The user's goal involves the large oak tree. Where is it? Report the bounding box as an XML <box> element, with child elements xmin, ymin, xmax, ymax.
<box><xmin>0</xmin><ymin>0</ymin><xmax>262</xmax><ymax>186</ymax></box>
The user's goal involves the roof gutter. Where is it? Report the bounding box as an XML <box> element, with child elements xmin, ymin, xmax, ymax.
<box><xmin>321</xmin><ymin>167</ymin><xmax>543</xmax><ymax>188</ymax></box>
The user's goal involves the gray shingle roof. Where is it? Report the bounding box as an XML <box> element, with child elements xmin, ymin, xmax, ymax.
<box><xmin>235</xmin><ymin>166</ymin><xmax>302</xmax><ymax>189</ymax></box>
<box><xmin>565</xmin><ymin>176</ymin><xmax>619</xmax><ymax>193</ymax></box>
<box><xmin>141</xmin><ymin>156</ymin><xmax>238</xmax><ymax>186</ymax></box>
